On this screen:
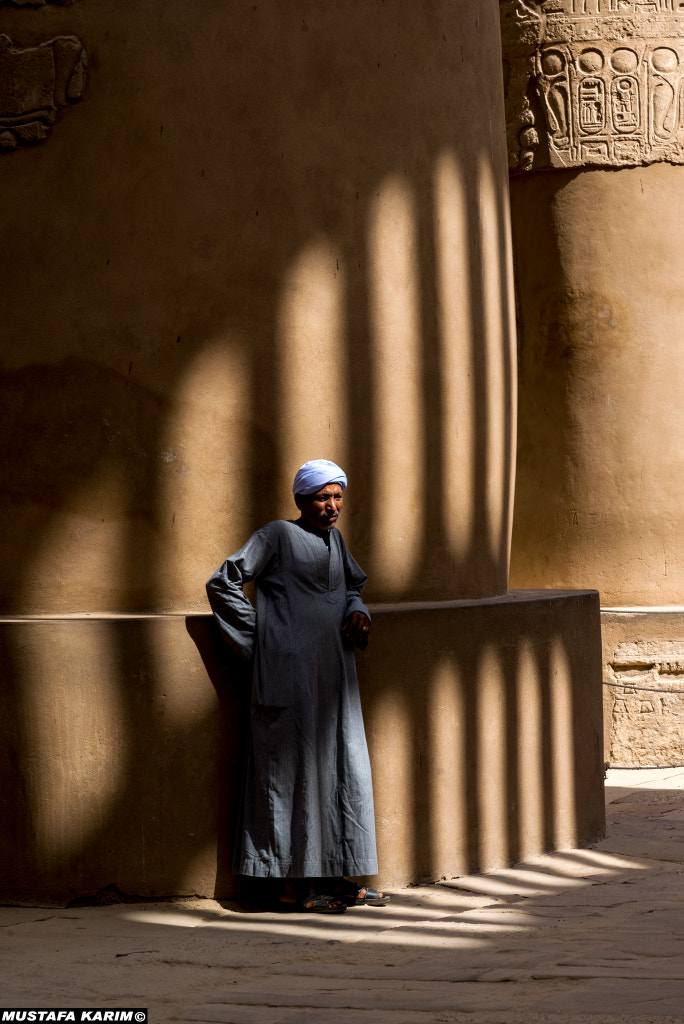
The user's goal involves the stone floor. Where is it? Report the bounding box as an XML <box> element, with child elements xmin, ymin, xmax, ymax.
<box><xmin>3</xmin><ymin>767</ymin><xmax>684</xmax><ymax>1024</ymax></box>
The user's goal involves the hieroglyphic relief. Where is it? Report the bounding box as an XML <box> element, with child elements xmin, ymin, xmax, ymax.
<box><xmin>0</xmin><ymin>35</ymin><xmax>87</xmax><ymax>149</ymax></box>
<box><xmin>607</xmin><ymin>641</ymin><xmax>684</xmax><ymax>766</ymax></box>
<box><xmin>0</xmin><ymin>0</ymin><xmax>86</xmax><ymax>150</ymax></box>
<box><xmin>500</xmin><ymin>0</ymin><xmax>684</xmax><ymax>170</ymax></box>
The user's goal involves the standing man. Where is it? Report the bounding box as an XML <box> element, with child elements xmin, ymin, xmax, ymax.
<box><xmin>207</xmin><ymin>459</ymin><xmax>388</xmax><ymax>913</ymax></box>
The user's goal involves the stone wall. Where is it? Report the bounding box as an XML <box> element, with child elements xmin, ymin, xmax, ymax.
<box><xmin>602</xmin><ymin>612</ymin><xmax>684</xmax><ymax>766</ymax></box>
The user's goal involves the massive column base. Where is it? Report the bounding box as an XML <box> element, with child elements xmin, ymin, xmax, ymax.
<box><xmin>361</xmin><ymin>590</ymin><xmax>604</xmax><ymax>886</ymax></box>
<box><xmin>0</xmin><ymin>591</ymin><xmax>604</xmax><ymax>901</ymax></box>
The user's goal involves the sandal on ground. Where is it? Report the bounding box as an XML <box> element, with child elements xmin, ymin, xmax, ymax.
<box><xmin>336</xmin><ymin>879</ymin><xmax>390</xmax><ymax>906</ymax></box>
<box><xmin>352</xmin><ymin>885</ymin><xmax>390</xmax><ymax>906</ymax></box>
<box><xmin>299</xmin><ymin>891</ymin><xmax>348</xmax><ymax>914</ymax></box>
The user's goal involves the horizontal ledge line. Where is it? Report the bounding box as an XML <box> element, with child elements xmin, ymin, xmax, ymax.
<box><xmin>0</xmin><ymin>613</ymin><xmax>199</xmax><ymax>622</ymax></box>
<box><xmin>0</xmin><ymin>591</ymin><xmax>600</xmax><ymax>623</ymax></box>
<box><xmin>602</xmin><ymin>607</ymin><xmax>684</xmax><ymax>613</ymax></box>
<box><xmin>368</xmin><ymin>590</ymin><xmax>598</xmax><ymax>613</ymax></box>
<box><xmin>604</xmin><ymin>680</ymin><xmax>684</xmax><ymax>694</ymax></box>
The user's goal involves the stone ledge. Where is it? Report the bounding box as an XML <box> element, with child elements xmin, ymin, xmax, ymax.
<box><xmin>0</xmin><ymin>591</ymin><xmax>604</xmax><ymax>899</ymax></box>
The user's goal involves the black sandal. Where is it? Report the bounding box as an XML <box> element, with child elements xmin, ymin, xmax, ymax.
<box><xmin>336</xmin><ymin>879</ymin><xmax>390</xmax><ymax>906</ymax></box>
<box><xmin>299</xmin><ymin>891</ymin><xmax>348</xmax><ymax>914</ymax></box>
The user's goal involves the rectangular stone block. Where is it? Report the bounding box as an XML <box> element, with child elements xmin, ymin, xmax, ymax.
<box><xmin>0</xmin><ymin>590</ymin><xmax>604</xmax><ymax>900</ymax></box>
<box><xmin>360</xmin><ymin>590</ymin><xmax>605</xmax><ymax>885</ymax></box>
<box><xmin>602</xmin><ymin>610</ymin><xmax>684</xmax><ymax>767</ymax></box>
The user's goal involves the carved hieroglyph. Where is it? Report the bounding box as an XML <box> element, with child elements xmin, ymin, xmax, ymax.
<box><xmin>607</xmin><ymin>641</ymin><xmax>684</xmax><ymax>766</ymax></box>
<box><xmin>500</xmin><ymin>0</ymin><xmax>684</xmax><ymax>170</ymax></box>
<box><xmin>0</xmin><ymin>35</ymin><xmax>86</xmax><ymax>149</ymax></box>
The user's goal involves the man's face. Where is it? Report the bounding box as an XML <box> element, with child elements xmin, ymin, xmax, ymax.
<box><xmin>296</xmin><ymin>482</ymin><xmax>344</xmax><ymax>531</ymax></box>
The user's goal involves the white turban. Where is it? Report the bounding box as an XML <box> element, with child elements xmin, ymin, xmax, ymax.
<box><xmin>292</xmin><ymin>459</ymin><xmax>347</xmax><ymax>497</ymax></box>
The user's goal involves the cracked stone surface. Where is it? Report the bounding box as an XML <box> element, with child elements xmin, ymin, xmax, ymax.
<box><xmin>2</xmin><ymin>768</ymin><xmax>684</xmax><ymax>1023</ymax></box>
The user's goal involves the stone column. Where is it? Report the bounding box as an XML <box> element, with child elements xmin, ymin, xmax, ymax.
<box><xmin>0</xmin><ymin>0</ymin><xmax>604</xmax><ymax>900</ymax></box>
<box><xmin>502</xmin><ymin>0</ymin><xmax>684</xmax><ymax>766</ymax></box>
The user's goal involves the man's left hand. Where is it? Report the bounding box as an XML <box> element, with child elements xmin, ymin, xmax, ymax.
<box><xmin>342</xmin><ymin>612</ymin><xmax>371</xmax><ymax>645</ymax></box>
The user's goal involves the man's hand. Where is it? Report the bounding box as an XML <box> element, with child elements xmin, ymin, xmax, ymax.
<box><xmin>342</xmin><ymin>611</ymin><xmax>371</xmax><ymax>645</ymax></box>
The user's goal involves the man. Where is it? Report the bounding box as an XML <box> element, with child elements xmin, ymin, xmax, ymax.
<box><xmin>207</xmin><ymin>459</ymin><xmax>388</xmax><ymax>913</ymax></box>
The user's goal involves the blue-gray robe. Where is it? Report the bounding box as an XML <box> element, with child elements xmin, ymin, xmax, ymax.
<box><xmin>206</xmin><ymin>519</ymin><xmax>378</xmax><ymax>878</ymax></box>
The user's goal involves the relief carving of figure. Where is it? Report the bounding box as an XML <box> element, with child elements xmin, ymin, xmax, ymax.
<box><xmin>0</xmin><ymin>35</ymin><xmax>87</xmax><ymax>150</ymax></box>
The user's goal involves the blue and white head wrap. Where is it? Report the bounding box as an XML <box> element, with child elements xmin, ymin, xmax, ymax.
<box><xmin>292</xmin><ymin>459</ymin><xmax>347</xmax><ymax>497</ymax></box>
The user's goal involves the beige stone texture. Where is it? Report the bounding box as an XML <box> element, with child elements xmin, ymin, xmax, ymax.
<box><xmin>602</xmin><ymin>611</ymin><xmax>684</xmax><ymax>766</ymax></box>
<box><xmin>508</xmin><ymin>158</ymin><xmax>684</xmax><ymax>763</ymax></box>
<box><xmin>0</xmin><ymin>592</ymin><xmax>603</xmax><ymax>901</ymax></box>
<box><xmin>0</xmin><ymin>0</ymin><xmax>515</xmax><ymax>612</ymax></box>
<box><xmin>362</xmin><ymin>590</ymin><xmax>604</xmax><ymax>886</ymax></box>
<box><xmin>509</xmin><ymin>162</ymin><xmax>684</xmax><ymax>606</ymax></box>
